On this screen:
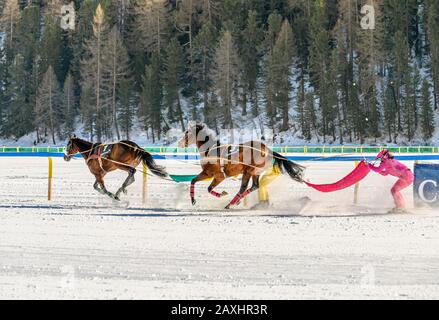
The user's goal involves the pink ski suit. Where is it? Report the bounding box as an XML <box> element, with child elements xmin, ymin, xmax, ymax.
<box><xmin>369</xmin><ymin>158</ymin><xmax>414</xmax><ymax>209</ymax></box>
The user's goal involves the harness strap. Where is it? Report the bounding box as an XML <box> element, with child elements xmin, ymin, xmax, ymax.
<box><xmin>86</xmin><ymin>144</ymin><xmax>108</xmax><ymax>174</ymax></box>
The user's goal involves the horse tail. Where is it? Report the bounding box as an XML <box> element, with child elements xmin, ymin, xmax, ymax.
<box><xmin>272</xmin><ymin>152</ymin><xmax>305</xmax><ymax>183</ymax></box>
<box><xmin>138</xmin><ymin>149</ymin><xmax>168</xmax><ymax>178</ymax></box>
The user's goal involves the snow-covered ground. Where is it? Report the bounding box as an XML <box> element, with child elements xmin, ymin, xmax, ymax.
<box><xmin>1</xmin><ymin>157</ymin><xmax>439</xmax><ymax>299</ymax></box>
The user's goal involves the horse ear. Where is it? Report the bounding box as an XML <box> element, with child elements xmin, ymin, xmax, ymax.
<box><xmin>187</xmin><ymin>121</ymin><xmax>196</xmax><ymax>130</ymax></box>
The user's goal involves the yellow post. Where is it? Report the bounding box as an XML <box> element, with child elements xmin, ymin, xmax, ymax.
<box><xmin>48</xmin><ymin>157</ymin><xmax>53</xmax><ymax>201</ymax></box>
<box><xmin>353</xmin><ymin>161</ymin><xmax>359</xmax><ymax>204</ymax></box>
<box><xmin>142</xmin><ymin>162</ymin><xmax>148</xmax><ymax>204</ymax></box>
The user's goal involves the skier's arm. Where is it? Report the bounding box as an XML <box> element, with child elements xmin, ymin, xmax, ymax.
<box><xmin>369</xmin><ymin>162</ymin><xmax>388</xmax><ymax>176</ymax></box>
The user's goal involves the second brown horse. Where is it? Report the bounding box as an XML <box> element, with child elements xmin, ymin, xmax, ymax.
<box><xmin>178</xmin><ymin>123</ymin><xmax>305</xmax><ymax>209</ymax></box>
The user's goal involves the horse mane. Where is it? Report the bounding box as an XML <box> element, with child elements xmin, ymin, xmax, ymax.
<box><xmin>72</xmin><ymin>137</ymin><xmax>93</xmax><ymax>152</ymax></box>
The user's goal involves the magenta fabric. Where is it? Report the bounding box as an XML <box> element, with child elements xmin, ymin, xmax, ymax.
<box><xmin>305</xmin><ymin>161</ymin><xmax>371</xmax><ymax>193</ymax></box>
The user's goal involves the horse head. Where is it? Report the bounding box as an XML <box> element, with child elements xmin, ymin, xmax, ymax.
<box><xmin>64</xmin><ymin>134</ymin><xmax>78</xmax><ymax>162</ymax></box>
<box><xmin>178</xmin><ymin>122</ymin><xmax>209</xmax><ymax>148</ymax></box>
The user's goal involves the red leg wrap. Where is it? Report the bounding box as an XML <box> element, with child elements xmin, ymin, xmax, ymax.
<box><xmin>240</xmin><ymin>189</ymin><xmax>252</xmax><ymax>198</ymax></box>
<box><xmin>230</xmin><ymin>189</ymin><xmax>253</xmax><ymax>206</ymax></box>
<box><xmin>210</xmin><ymin>190</ymin><xmax>222</xmax><ymax>198</ymax></box>
<box><xmin>230</xmin><ymin>193</ymin><xmax>242</xmax><ymax>206</ymax></box>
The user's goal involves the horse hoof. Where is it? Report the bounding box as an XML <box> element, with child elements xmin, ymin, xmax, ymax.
<box><xmin>221</xmin><ymin>191</ymin><xmax>228</xmax><ymax>197</ymax></box>
<box><xmin>191</xmin><ymin>199</ymin><xmax>196</xmax><ymax>206</ymax></box>
<box><xmin>225</xmin><ymin>205</ymin><xmax>231</xmax><ymax>210</ymax></box>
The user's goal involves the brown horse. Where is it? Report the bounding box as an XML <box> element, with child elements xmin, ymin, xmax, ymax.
<box><xmin>177</xmin><ymin>123</ymin><xmax>304</xmax><ymax>209</ymax></box>
<box><xmin>64</xmin><ymin>135</ymin><xmax>168</xmax><ymax>200</ymax></box>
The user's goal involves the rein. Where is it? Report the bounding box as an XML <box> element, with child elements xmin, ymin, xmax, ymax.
<box><xmin>66</xmin><ymin>139</ymin><xmax>174</xmax><ymax>182</ymax></box>
<box><xmin>66</xmin><ymin>138</ymin><xmax>364</xmax><ymax>182</ymax></box>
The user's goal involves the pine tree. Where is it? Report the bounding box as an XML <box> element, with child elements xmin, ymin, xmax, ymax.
<box><xmin>61</xmin><ymin>73</ymin><xmax>76</xmax><ymax>138</ymax></box>
<box><xmin>15</xmin><ymin>3</ymin><xmax>40</xmax><ymax>69</ymax></box>
<box><xmin>140</xmin><ymin>51</ymin><xmax>163</xmax><ymax>142</ymax></box>
<box><xmin>111</xmin><ymin>0</ymin><xmax>131</xmax><ymax>32</ymax></box>
<box><xmin>403</xmin><ymin>62</ymin><xmax>421</xmax><ymax>141</ymax></box>
<box><xmin>0</xmin><ymin>0</ymin><xmax>20</xmax><ymax>55</ymax></box>
<box><xmin>288</xmin><ymin>0</ymin><xmax>311</xmax><ymax>129</ymax></box>
<box><xmin>0</xmin><ymin>46</ymin><xmax>7</xmax><ymax>131</ymax></box>
<box><xmin>303</xmin><ymin>91</ymin><xmax>317</xmax><ymax>141</ymax></box>
<box><xmin>103</xmin><ymin>26</ymin><xmax>130</xmax><ymax>140</ymax></box>
<box><xmin>30</xmin><ymin>55</ymin><xmax>42</xmax><ymax>142</ymax></box>
<box><xmin>357</xmin><ymin>0</ymin><xmax>384</xmax><ymax>140</ymax></box>
<box><xmin>295</xmin><ymin>73</ymin><xmax>306</xmax><ymax>139</ymax></box>
<box><xmin>308</xmin><ymin>0</ymin><xmax>331</xmax><ymax>139</ymax></box>
<box><xmin>262</xmin><ymin>11</ymin><xmax>282</xmax><ymax>56</ymax></box>
<box><xmin>192</xmin><ymin>21</ymin><xmax>217</xmax><ymax>124</ymax></box>
<box><xmin>131</xmin><ymin>0</ymin><xmax>169</xmax><ymax>54</ymax></box>
<box><xmin>175</xmin><ymin>0</ymin><xmax>198</xmax><ymax>65</ymax></box>
<box><xmin>39</xmin><ymin>13</ymin><xmax>62</xmax><ymax>78</ymax></box>
<box><xmin>383</xmin><ymin>82</ymin><xmax>398</xmax><ymax>142</ymax></box>
<box><xmin>2</xmin><ymin>54</ymin><xmax>33</xmax><ymax>138</ymax></box>
<box><xmin>163</xmin><ymin>38</ymin><xmax>185</xmax><ymax>131</ymax></box>
<box><xmin>335</xmin><ymin>0</ymin><xmax>360</xmax><ymax>142</ymax></box>
<box><xmin>36</xmin><ymin>66</ymin><xmax>61</xmax><ymax>144</ymax></box>
<box><xmin>392</xmin><ymin>30</ymin><xmax>410</xmax><ymax>133</ymax></box>
<box><xmin>338</xmin><ymin>0</ymin><xmax>358</xmax><ymax>72</ymax></box>
<box><xmin>118</xmin><ymin>79</ymin><xmax>135</xmax><ymax>139</ymax></box>
<box><xmin>265</xmin><ymin>19</ymin><xmax>294</xmax><ymax>132</ymax></box>
<box><xmin>420</xmin><ymin>78</ymin><xmax>435</xmax><ymax>141</ymax></box>
<box><xmin>262</xmin><ymin>11</ymin><xmax>283</xmax><ymax>128</ymax></box>
<box><xmin>308</xmin><ymin>0</ymin><xmax>328</xmax><ymax>90</ymax></box>
<box><xmin>199</xmin><ymin>0</ymin><xmax>221</xmax><ymax>26</ymax></box>
<box><xmin>426</xmin><ymin>0</ymin><xmax>439</xmax><ymax>110</ymax></box>
<box><xmin>212</xmin><ymin>30</ymin><xmax>241</xmax><ymax>128</ymax></box>
<box><xmin>324</xmin><ymin>50</ymin><xmax>340</xmax><ymax>142</ymax></box>
<box><xmin>80</xmin><ymin>3</ymin><xmax>109</xmax><ymax>141</ymax></box>
<box><xmin>241</xmin><ymin>10</ymin><xmax>263</xmax><ymax>117</ymax></box>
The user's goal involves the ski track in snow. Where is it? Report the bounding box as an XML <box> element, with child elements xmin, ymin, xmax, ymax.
<box><xmin>1</xmin><ymin>157</ymin><xmax>439</xmax><ymax>299</ymax></box>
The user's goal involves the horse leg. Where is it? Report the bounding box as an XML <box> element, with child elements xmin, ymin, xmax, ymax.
<box><xmin>225</xmin><ymin>175</ymin><xmax>260</xmax><ymax>209</ymax></box>
<box><xmin>248</xmin><ymin>175</ymin><xmax>260</xmax><ymax>193</ymax></box>
<box><xmin>96</xmin><ymin>175</ymin><xmax>118</xmax><ymax>201</ymax></box>
<box><xmin>94</xmin><ymin>180</ymin><xmax>106</xmax><ymax>195</ymax></box>
<box><xmin>207</xmin><ymin>174</ymin><xmax>228</xmax><ymax>198</ymax></box>
<box><xmin>115</xmin><ymin>168</ymin><xmax>136</xmax><ymax>199</ymax></box>
<box><xmin>225</xmin><ymin>173</ymin><xmax>251</xmax><ymax>209</ymax></box>
<box><xmin>238</xmin><ymin>175</ymin><xmax>261</xmax><ymax>205</ymax></box>
<box><xmin>190</xmin><ymin>171</ymin><xmax>211</xmax><ymax>206</ymax></box>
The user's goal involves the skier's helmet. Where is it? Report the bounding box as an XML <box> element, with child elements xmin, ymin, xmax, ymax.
<box><xmin>376</xmin><ymin>149</ymin><xmax>392</xmax><ymax>160</ymax></box>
